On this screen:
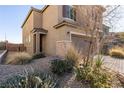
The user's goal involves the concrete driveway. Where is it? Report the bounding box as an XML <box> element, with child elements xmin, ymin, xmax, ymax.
<box><xmin>103</xmin><ymin>56</ymin><xmax>124</xmax><ymax>75</ymax></box>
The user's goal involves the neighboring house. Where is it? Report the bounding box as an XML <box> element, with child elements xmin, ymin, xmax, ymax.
<box><xmin>105</xmin><ymin>32</ymin><xmax>117</xmax><ymax>43</ymax></box>
<box><xmin>102</xmin><ymin>24</ymin><xmax>110</xmax><ymax>36</ymax></box>
<box><xmin>107</xmin><ymin>32</ymin><xmax>124</xmax><ymax>45</ymax></box>
<box><xmin>21</xmin><ymin>5</ymin><xmax>105</xmax><ymax>56</ymax></box>
<box><xmin>101</xmin><ymin>31</ymin><xmax>124</xmax><ymax>54</ymax></box>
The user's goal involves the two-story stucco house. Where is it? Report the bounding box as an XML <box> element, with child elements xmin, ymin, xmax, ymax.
<box><xmin>21</xmin><ymin>5</ymin><xmax>105</xmax><ymax>56</ymax></box>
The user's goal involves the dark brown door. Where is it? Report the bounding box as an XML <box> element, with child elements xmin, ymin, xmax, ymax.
<box><xmin>40</xmin><ymin>34</ymin><xmax>42</xmax><ymax>52</ymax></box>
<box><xmin>33</xmin><ymin>34</ymin><xmax>36</xmax><ymax>53</ymax></box>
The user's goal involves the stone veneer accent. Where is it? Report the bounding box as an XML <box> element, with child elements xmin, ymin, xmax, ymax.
<box><xmin>56</xmin><ymin>41</ymin><xmax>72</xmax><ymax>57</ymax></box>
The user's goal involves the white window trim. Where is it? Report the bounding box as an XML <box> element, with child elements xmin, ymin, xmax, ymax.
<box><xmin>56</xmin><ymin>40</ymin><xmax>72</xmax><ymax>43</ymax></box>
<box><xmin>69</xmin><ymin>31</ymin><xmax>96</xmax><ymax>41</ymax></box>
<box><xmin>63</xmin><ymin>17</ymin><xmax>75</xmax><ymax>22</ymax></box>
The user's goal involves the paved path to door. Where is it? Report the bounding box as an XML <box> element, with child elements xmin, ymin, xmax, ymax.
<box><xmin>103</xmin><ymin>56</ymin><xmax>124</xmax><ymax>75</ymax></box>
<box><xmin>0</xmin><ymin>50</ymin><xmax>4</xmax><ymax>55</ymax></box>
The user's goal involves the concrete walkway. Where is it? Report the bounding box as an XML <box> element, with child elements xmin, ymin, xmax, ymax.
<box><xmin>103</xmin><ymin>56</ymin><xmax>124</xmax><ymax>75</ymax></box>
<box><xmin>0</xmin><ymin>50</ymin><xmax>4</xmax><ymax>55</ymax></box>
<box><xmin>0</xmin><ymin>50</ymin><xmax>7</xmax><ymax>64</ymax></box>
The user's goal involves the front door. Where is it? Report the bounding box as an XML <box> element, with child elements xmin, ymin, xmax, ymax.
<box><xmin>40</xmin><ymin>34</ymin><xmax>43</xmax><ymax>52</ymax></box>
<box><xmin>33</xmin><ymin>34</ymin><xmax>36</xmax><ymax>53</ymax></box>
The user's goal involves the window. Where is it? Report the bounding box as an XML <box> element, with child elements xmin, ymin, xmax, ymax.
<box><xmin>63</xmin><ymin>5</ymin><xmax>76</xmax><ymax>21</ymax></box>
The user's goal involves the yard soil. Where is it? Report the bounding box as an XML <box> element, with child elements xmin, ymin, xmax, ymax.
<box><xmin>0</xmin><ymin>52</ymin><xmax>82</xmax><ymax>87</ymax></box>
<box><xmin>0</xmin><ymin>52</ymin><xmax>123</xmax><ymax>87</ymax></box>
<box><xmin>58</xmin><ymin>72</ymin><xmax>83</xmax><ymax>88</ymax></box>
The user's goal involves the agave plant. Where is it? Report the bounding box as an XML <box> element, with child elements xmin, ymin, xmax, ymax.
<box><xmin>0</xmin><ymin>72</ymin><xmax>58</xmax><ymax>88</ymax></box>
<box><xmin>75</xmin><ymin>55</ymin><xmax>112</xmax><ymax>88</ymax></box>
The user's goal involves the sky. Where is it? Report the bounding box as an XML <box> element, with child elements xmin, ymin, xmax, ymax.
<box><xmin>0</xmin><ymin>5</ymin><xmax>124</xmax><ymax>43</ymax></box>
<box><xmin>0</xmin><ymin>5</ymin><xmax>44</xmax><ymax>43</ymax></box>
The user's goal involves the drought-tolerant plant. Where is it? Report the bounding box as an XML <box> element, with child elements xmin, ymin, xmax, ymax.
<box><xmin>51</xmin><ymin>47</ymin><xmax>81</xmax><ymax>76</ymax></box>
<box><xmin>51</xmin><ymin>59</ymin><xmax>67</xmax><ymax>75</ymax></box>
<box><xmin>75</xmin><ymin>56</ymin><xmax>112</xmax><ymax>88</ymax></box>
<box><xmin>109</xmin><ymin>46</ymin><xmax>124</xmax><ymax>58</ymax></box>
<box><xmin>32</xmin><ymin>52</ymin><xmax>46</xmax><ymax>59</ymax></box>
<box><xmin>0</xmin><ymin>72</ymin><xmax>58</xmax><ymax>88</ymax></box>
<box><xmin>65</xmin><ymin>46</ymin><xmax>81</xmax><ymax>67</ymax></box>
<box><xmin>51</xmin><ymin>58</ymin><xmax>76</xmax><ymax>76</ymax></box>
<box><xmin>6</xmin><ymin>52</ymin><xmax>32</xmax><ymax>65</ymax></box>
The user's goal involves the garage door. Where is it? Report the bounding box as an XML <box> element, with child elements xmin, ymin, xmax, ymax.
<box><xmin>71</xmin><ymin>34</ymin><xmax>91</xmax><ymax>55</ymax></box>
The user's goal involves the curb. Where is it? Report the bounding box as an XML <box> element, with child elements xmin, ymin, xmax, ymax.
<box><xmin>0</xmin><ymin>50</ymin><xmax>8</xmax><ymax>64</ymax></box>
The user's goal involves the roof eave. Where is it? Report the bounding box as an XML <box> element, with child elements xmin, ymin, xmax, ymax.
<box><xmin>21</xmin><ymin>5</ymin><xmax>49</xmax><ymax>28</ymax></box>
<box><xmin>21</xmin><ymin>7</ymin><xmax>41</xmax><ymax>28</ymax></box>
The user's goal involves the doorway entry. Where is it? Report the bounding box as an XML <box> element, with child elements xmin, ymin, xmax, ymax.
<box><xmin>40</xmin><ymin>34</ymin><xmax>43</xmax><ymax>52</ymax></box>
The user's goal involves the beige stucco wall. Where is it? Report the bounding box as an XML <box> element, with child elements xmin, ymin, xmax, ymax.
<box><xmin>56</xmin><ymin>41</ymin><xmax>72</xmax><ymax>57</ymax></box>
<box><xmin>42</xmin><ymin>5</ymin><xmax>67</xmax><ymax>56</ymax></box>
<box><xmin>33</xmin><ymin>11</ymin><xmax>42</xmax><ymax>28</ymax></box>
<box><xmin>22</xmin><ymin>10</ymin><xmax>43</xmax><ymax>55</ymax></box>
<box><xmin>22</xmin><ymin>5</ymin><xmax>104</xmax><ymax>56</ymax></box>
<box><xmin>22</xmin><ymin>11</ymin><xmax>34</xmax><ymax>54</ymax></box>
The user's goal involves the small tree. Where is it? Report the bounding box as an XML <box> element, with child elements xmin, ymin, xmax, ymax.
<box><xmin>76</xmin><ymin>5</ymin><xmax>121</xmax><ymax>63</ymax></box>
<box><xmin>74</xmin><ymin>5</ymin><xmax>122</xmax><ymax>88</ymax></box>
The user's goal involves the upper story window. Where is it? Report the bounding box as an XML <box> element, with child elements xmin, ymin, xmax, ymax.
<box><xmin>63</xmin><ymin>5</ymin><xmax>76</xmax><ymax>21</ymax></box>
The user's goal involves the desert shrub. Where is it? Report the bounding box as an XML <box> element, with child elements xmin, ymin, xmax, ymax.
<box><xmin>0</xmin><ymin>72</ymin><xmax>58</xmax><ymax>88</ymax></box>
<box><xmin>32</xmin><ymin>52</ymin><xmax>46</xmax><ymax>59</ymax></box>
<box><xmin>51</xmin><ymin>47</ymin><xmax>82</xmax><ymax>76</ymax></box>
<box><xmin>90</xmin><ymin>70</ymin><xmax>112</xmax><ymax>88</ymax></box>
<box><xmin>51</xmin><ymin>59</ymin><xmax>67</xmax><ymax>75</ymax></box>
<box><xmin>109</xmin><ymin>46</ymin><xmax>124</xmax><ymax>58</ymax></box>
<box><xmin>51</xmin><ymin>58</ymin><xmax>75</xmax><ymax>75</ymax></box>
<box><xmin>65</xmin><ymin>47</ymin><xmax>81</xmax><ymax>67</ymax></box>
<box><xmin>6</xmin><ymin>52</ymin><xmax>32</xmax><ymax>65</ymax></box>
<box><xmin>75</xmin><ymin>56</ymin><xmax>112</xmax><ymax>88</ymax></box>
<box><xmin>65</xmin><ymin>60</ymin><xmax>74</xmax><ymax>73</ymax></box>
<box><xmin>75</xmin><ymin>65</ymin><xmax>92</xmax><ymax>82</ymax></box>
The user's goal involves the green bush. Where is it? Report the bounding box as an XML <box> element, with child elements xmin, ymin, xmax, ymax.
<box><xmin>75</xmin><ymin>65</ymin><xmax>92</xmax><ymax>82</ymax></box>
<box><xmin>90</xmin><ymin>70</ymin><xmax>111</xmax><ymax>88</ymax></box>
<box><xmin>32</xmin><ymin>53</ymin><xmax>46</xmax><ymax>59</ymax></box>
<box><xmin>51</xmin><ymin>58</ymin><xmax>74</xmax><ymax>75</ymax></box>
<box><xmin>65</xmin><ymin>60</ymin><xmax>74</xmax><ymax>73</ymax></box>
<box><xmin>51</xmin><ymin>59</ymin><xmax>67</xmax><ymax>75</ymax></box>
<box><xmin>51</xmin><ymin>47</ymin><xmax>82</xmax><ymax>76</ymax></box>
<box><xmin>75</xmin><ymin>56</ymin><xmax>112</xmax><ymax>88</ymax></box>
<box><xmin>6</xmin><ymin>52</ymin><xmax>32</xmax><ymax>65</ymax></box>
<box><xmin>0</xmin><ymin>72</ymin><xmax>58</xmax><ymax>88</ymax></box>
